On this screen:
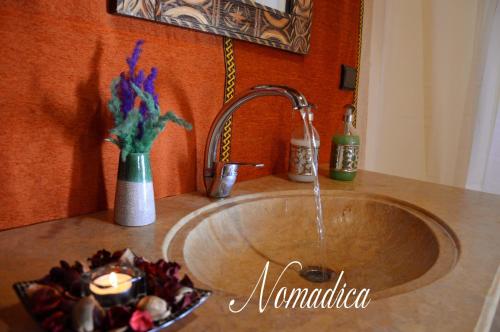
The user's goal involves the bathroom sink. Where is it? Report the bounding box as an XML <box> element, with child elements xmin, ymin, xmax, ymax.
<box><xmin>163</xmin><ymin>190</ymin><xmax>458</xmax><ymax>300</ymax></box>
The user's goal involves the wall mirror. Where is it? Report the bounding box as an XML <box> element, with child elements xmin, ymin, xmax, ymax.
<box><xmin>110</xmin><ymin>0</ymin><xmax>313</xmax><ymax>54</ymax></box>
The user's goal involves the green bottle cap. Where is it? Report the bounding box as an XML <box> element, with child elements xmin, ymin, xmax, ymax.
<box><xmin>332</xmin><ymin>134</ymin><xmax>360</xmax><ymax>145</ymax></box>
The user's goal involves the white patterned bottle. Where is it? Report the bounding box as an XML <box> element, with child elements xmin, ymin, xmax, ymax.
<box><xmin>288</xmin><ymin>112</ymin><xmax>320</xmax><ymax>182</ymax></box>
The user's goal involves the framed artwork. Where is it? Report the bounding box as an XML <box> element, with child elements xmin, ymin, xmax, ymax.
<box><xmin>110</xmin><ymin>0</ymin><xmax>314</xmax><ymax>54</ymax></box>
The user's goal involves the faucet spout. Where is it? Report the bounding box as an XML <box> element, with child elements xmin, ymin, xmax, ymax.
<box><xmin>251</xmin><ymin>85</ymin><xmax>311</xmax><ymax>109</ymax></box>
<box><xmin>204</xmin><ymin>85</ymin><xmax>313</xmax><ymax>198</ymax></box>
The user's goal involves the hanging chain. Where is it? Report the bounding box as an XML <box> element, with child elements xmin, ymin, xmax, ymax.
<box><xmin>353</xmin><ymin>0</ymin><xmax>365</xmax><ymax>128</ymax></box>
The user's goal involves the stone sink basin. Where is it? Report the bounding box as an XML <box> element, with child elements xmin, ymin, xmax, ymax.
<box><xmin>163</xmin><ymin>190</ymin><xmax>458</xmax><ymax>300</ymax></box>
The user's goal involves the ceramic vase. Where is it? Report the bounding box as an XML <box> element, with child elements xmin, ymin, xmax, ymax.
<box><xmin>114</xmin><ymin>153</ymin><xmax>156</xmax><ymax>227</ymax></box>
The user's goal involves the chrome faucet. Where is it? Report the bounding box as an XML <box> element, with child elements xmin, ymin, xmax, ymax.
<box><xmin>204</xmin><ymin>85</ymin><xmax>313</xmax><ymax>198</ymax></box>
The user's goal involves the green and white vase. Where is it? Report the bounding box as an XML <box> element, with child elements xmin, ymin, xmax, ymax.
<box><xmin>114</xmin><ymin>153</ymin><xmax>156</xmax><ymax>227</ymax></box>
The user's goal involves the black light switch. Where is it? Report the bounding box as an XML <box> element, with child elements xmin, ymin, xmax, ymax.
<box><xmin>340</xmin><ymin>65</ymin><xmax>357</xmax><ymax>91</ymax></box>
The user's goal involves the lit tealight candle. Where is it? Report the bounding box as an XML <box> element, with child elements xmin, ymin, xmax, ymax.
<box><xmin>90</xmin><ymin>271</ymin><xmax>133</xmax><ymax>295</ymax></box>
<box><xmin>82</xmin><ymin>264</ymin><xmax>146</xmax><ymax>307</ymax></box>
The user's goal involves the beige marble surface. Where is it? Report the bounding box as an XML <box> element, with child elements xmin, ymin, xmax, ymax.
<box><xmin>0</xmin><ymin>169</ymin><xmax>499</xmax><ymax>331</ymax></box>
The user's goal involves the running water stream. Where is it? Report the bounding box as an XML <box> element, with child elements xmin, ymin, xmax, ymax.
<box><xmin>299</xmin><ymin>107</ymin><xmax>330</xmax><ymax>282</ymax></box>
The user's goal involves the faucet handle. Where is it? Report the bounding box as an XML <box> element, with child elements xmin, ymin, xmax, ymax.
<box><xmin>206</xmin><ymin>162</ymin><xmax>264</xmax><ymax>198</ymax></box>
<box><xmin>227</xmin><ymin>162</ymin><xmax>265</xmax><ymax>168</ymax></box>
<box><xmin>217</xmin><ymin>162</ymin><xmax>264</xmax><ymax>178</ymax></box>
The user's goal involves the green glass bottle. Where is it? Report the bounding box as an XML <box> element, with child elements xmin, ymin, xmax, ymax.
<box><xmin>330</xmin><ymin>105</ymin><xmax>360</xmax><ymax>181</ymax></box>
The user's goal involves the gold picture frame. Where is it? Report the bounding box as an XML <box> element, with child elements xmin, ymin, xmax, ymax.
<box><xmin>110</xmin><ymin>0</ymin><xmax>313</xmax><ymax>54</ymax></box>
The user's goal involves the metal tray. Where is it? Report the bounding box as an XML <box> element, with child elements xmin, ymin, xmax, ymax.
<box><xmin>13</xmin><ymin>280</ymin><xmax>211</xmax><ymax>331</ymax></box>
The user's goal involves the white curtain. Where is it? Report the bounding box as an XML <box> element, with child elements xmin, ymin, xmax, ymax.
<box><xmin>358</xmin><ymin>0</ymin><xmax>500</xmax><ymax>194</ymax></box>
<box><xmin>467</xmin><ymin>2</ymin><xmax>500</xmax><ymax>194</ymax></box>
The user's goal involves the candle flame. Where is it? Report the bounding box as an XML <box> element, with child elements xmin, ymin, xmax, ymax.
<box><xmin>109</xmin><ymin>272</ymin><xmax>118</xmax><ymax>288</ymax></box>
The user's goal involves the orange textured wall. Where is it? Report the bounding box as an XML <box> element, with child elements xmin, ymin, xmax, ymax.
<box><xmin>0</xmin><ymin>1</ymin><xmax>360</xmax><ymax>230</ymax></box>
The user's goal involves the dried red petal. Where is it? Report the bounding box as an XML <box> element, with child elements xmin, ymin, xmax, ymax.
<box><xmin>180</xmin><ymin>275</ymin><xmax>193</xmax><ymax>288</ymax></box>
<box><xmin>129</xmin><ymin>310</ymin><xmax>154</xmax><ymax>332</ymax></box>
<box><xmin>112</xmin><ymin>249</ymin><xmax>126</xmax><ymax>261</ymax></box>
<box><xmin>59</xmin><ymin>295</ymin><xmax>77</xmax><ymax>314</ymax></box>
<box><xmin>106</xmin><ymin>305</ymin><xmax>132</xmax><ymax>330</ymax></box>
<box><xmin>30</xmin><ymin>286</ymin><xmax>62</xmax><ymax>315</ymax></box>
<box><xmin>154</xmin><ymin>279</ymin><xmax>180</xmax><ymax>304</ymax></box>
<box><xmin>88</xmin><ymin>249</ymin><xmax>114</xmax><ymax>269</ymax></box>
<box><xmin>39</xmin><ymin>261</ymin><xmax>84</xmax><ymax>296</ymax></box>
<box><xmin>41</xmin><ymin>311</ymin><xmax>66</xmax><ymax>332</ymax></box>
<box><xmin>179</xmin><ymin>291</ymin><xmax>198</xmax><ymax>310</ymax></box>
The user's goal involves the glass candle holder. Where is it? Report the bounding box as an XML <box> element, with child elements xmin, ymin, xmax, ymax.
<box><xmin>82</xmin><ymin>264</ymin><xmax>146</xmax><ymax>307</ymax></box>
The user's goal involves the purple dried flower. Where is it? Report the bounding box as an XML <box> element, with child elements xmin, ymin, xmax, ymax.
<box><xmin>134</xmin><ymin>69</ymin><xmax>145</xmax><ymax>87</ymax></box>
<box><xmin>143</xmin><ymin>68</ymin><xmax>158</xmax><ymax>98</ymax></box>
<box><xmin>120</xmin><ymin>42</ymin><xmax>158</xmax><ymax>126</ymax></box>
<box><xmin>110</xmin><ymin>39</ymin><xmax>190</xmax><ymax>149</ymax></box>
<box><xmin>137</xmin><ymin>122</ymin><xmax>145</xmax><ymax>140</ymax></box>
<box><xmin>136</xmin><ymin>67</ymin><xmax>159</xmax><ymax>139</ymax></box>
<box><xmin>119</xmin><ymin>73</ymin><xmax>135</xmax><ymax>116</ymax></box>
<box><xmin>139</xmin><ymin>67</ymin><xmax>159</xmax><ymax>115</ymax></box>
<box><xmin>139</xmin><ymin>104</ymin><xmax>147</xmax><ymax>118</ymax></box>
<box><xmin>127</xmin><ymin>40</ymin><xmax>144</xmax><ymax>79</ymax></box>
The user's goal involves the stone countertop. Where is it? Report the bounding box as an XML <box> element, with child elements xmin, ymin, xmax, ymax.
<box><xmin>0</xmin><ymin>169</ymin><xmax>499</xmax><ymax>331</ymax></box>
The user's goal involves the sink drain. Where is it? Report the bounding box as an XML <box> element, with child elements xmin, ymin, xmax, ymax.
<box><xmin>299</xmin><ymin>266</ymin><xmax>335</xmax><ymax>283</ymax></box>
